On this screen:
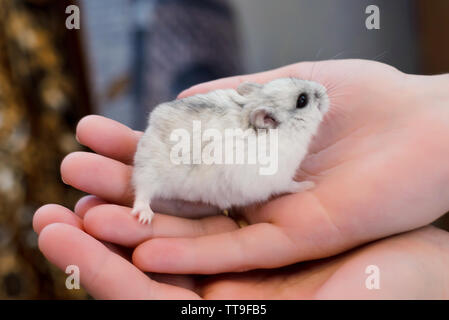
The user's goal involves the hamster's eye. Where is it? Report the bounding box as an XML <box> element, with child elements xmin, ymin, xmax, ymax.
<box><xmin>296</xmin><ymin>93</ymin><xmax>308</xmax><ymax>109</ymax></box>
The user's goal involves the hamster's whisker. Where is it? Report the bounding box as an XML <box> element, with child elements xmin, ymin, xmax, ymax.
<box><xmin>324</xmin><ymin>73</ymin><xmax>355</xmax><ymax>94</ymax></box>
<box><xmin>307</xmin><ymin>48</ymin><xmax>324</xmax><ymax>81</ymax></box>
<box><xmin>328</xmin><ymin>51</ymin><xmax>347</xmax><ymax>60</ymax></box>
<box><xmin>328</xmin><ymin>94</ymin><xmax>350</xmax><ymax>101</ymax></box>
<box><xmin>322</xmin><ymin>82</ymin><xmax>344</xmax><ymax>94</ymax></box>
<box><xmin>289</xmin><ymin>76</ymin><xmax>299</xmax><ymax>90</ymax></box>
<box><xmin>327</xmin><ymin>82</ymin><xmax>352</xmax><ymax>94</ymax></box>
<box><xmin>308</xmin><ymin>61</ymin><xmax>317</xmax><ymax>81</ymax></box>
<box><xmin>326</xmin><ymin>84</ymin><xmax>346</xmax><ymax>94</ymax></box>
<box><xmin>327</xmin><ymin>49</ymin><xmax>361</xmax><ymax>60</ymax></box>
<box><xmin>371</xmin><ymin>50</ymin><xmax>389</xmax><ymax>62</ymax></box>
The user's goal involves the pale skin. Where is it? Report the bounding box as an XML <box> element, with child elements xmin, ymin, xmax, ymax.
<box><xmin>33</xmin><ymin>210</ymin><xmax>449</xmax><ymax>299</ymax></box>
<box><xmin>34</xmin><ymin>59</ymin><xmax>449</xmax><ymax>298</ymax></box>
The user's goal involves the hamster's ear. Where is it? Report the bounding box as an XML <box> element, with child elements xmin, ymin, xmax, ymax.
<box><xmin>250</xmin><ymin>108</ymin><xmax>278</xmax><ymax>129</ymax></box>
<box><xmin>237</xmin><ymin>82</ymin><xmax>262</xmax><ymax>96</ymax></box>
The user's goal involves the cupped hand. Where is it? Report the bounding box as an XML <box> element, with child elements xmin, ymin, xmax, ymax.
<box><xmin>59</xmin><ymin>59</ymin><xmax>449</xmax><ymax>275</ymax></box>
<box><xmin>33</xmin><ymin>204</ymin><xmax>449</xmax><ymax>299</ymax></box>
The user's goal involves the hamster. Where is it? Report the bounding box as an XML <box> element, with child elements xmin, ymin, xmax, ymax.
<box><xmin>131</xmin><ymin>78</ymin><xmax>329</xmax><ymax>224</ymax></box>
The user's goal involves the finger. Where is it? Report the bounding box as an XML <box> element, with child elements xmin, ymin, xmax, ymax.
<box><xmin>149</xmin><ymin>273</ymin><xmax>197</xmax><ymax>292</ymax></box>
<box><xmin>74</xmin><ymin>195</ymin><xmax>108</xmax><ymax>218</ymax></box>
<box><xmin>61</xmin><ymin>151</ymin><xmax>134</xmax><ymax>205</ymax></box>
<box><xmin>61</xmin><ymin>152</ymin><xmax>224</xmax><ymax>217</ymax></box>
<box><xmin>38</xmin><ymin>202</ymin><xmax>136</xmax><ymax>262</ymax></box>
<box><xmin>133</xmin><ymin>223</ymin><xmax>299</xmax><ymax>274</ymax></box>
<box><xmin>32</xmin><ymin>204</ymin><xmax>130</xmax><ymax>259</ymax></box>
<box><xmin>83</xmin><ymin>204</ymin><xmax>239</xmax><ymax>247</ymax></box>
<box><xmin>76</xmin><ymin>115</ymin><xmax>142</xmax><ymax>165</ymax></box>
<box><xmin>132</xmin><ymin>188</ymin><xmax>349</xmax><ymax>274</ymax></box>
<box><xmin>178</xmin><ymin>62</ymin><xmax>315</xmax><ymax>98</ymax></box>
<box><xmin>38</xmin><ymin>223</ymin><xmax>200</xmax><ymax>299</ymax></box>
<box><xmin>33</xmin><ymin>204</ymin><xmax>83</xmax><ymax>234</ymax></box>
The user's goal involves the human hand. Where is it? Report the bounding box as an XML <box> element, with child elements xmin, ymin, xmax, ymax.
<box><xmin>59</xmin><ymin>59</ymin><xmax>449</xmax><ymax>275</ymax></box>
<box><xmin>33</xmin><ymin>204</ymin><xmax>449</xmax><ymax>299</ymax></box>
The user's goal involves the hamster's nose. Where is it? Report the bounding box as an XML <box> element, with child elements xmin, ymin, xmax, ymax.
<box><xmin>314</xmin><ymin>91</ymin><xmax>322</xmax><ymax>99</ymax></box>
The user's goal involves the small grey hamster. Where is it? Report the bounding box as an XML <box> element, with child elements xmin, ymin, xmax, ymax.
<box><xmin>132</xmin><ymin>78</ymin><xmax>329</xmax><ymax>224</ymax></box>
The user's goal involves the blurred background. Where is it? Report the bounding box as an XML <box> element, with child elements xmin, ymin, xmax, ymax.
<box><xmin>0</xmin><ymin>0</ymin><xmax>448</xmax><ymax>299</ymax></box>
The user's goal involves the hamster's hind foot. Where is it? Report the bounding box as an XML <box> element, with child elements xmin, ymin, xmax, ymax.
<box><xmin>131</xmin><ymin>203</ymin><xmax>154</xmax><ymax>224</ymax></box>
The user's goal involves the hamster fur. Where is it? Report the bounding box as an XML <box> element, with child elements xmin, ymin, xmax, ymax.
<box><xmin>132</xmin><ymin>78</ymin><xmax>329</xmax><ymax>223</ymax></box>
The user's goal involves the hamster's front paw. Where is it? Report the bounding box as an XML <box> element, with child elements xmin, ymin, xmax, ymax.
<box><xmin>131</xmin><ymin>204</ymin><xmax>154</xmax><ymax>224</ymax></box>
<box><xmin>289</xmin><ymin>180</ymin><xmax>315</xmax><ymax>193</ymax></box>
